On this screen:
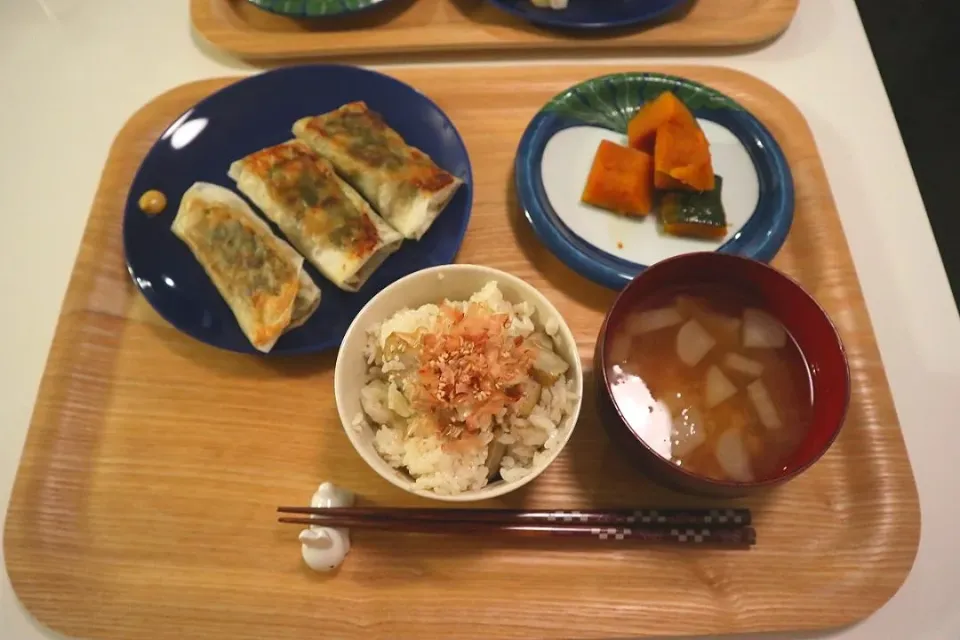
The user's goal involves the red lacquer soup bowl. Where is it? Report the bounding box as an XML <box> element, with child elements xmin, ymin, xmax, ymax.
<box><xmin>594</xmin><ymin>252</ymin><xmax>850</xmax><ymax>498</ymax></box>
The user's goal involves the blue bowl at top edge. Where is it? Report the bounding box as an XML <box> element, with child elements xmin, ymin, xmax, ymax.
<box><xmin>486</xmin><ymin>0</ymin><xmax>687</xmax><ymax>30</ymax></box>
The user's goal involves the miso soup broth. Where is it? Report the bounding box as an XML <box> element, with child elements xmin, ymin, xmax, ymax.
<box><xmin>606</xmin><ymin>287</ymin><xmax>813</xmax><ymax>483</ymax></box>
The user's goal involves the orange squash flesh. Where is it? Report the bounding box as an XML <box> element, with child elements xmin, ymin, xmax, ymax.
<box><xmin>627</xmin><ymin>92</ymin><xmax>698</xmax><ymax>154</ymax></box>
<box><xmin>581</xmin><ymin>139</ymin><xmax>655</xmax><ymax>216</ymax></box>
<box><xmin>653</xmin><ymin>120</ymin><xmax>715</xmax><ymax>192</ymax></box>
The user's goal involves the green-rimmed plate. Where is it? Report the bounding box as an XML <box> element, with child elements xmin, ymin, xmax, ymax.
<box><xmin>514</xmin><ymin>72</ymin><xmax>796</xmax><ymax>290</ymax></box>
<box><xmin>247</xmin><ymin>0</ymin><xmax>391</xmax><ymax>18</ymax></box>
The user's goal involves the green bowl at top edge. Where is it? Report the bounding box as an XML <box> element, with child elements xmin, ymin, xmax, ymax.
<box><xmin>247</xmin><ymin>0</ymin><xmax>389</xmax><ymax>18</ymax></box>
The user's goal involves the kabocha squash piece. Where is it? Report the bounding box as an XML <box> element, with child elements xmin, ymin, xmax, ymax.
<box><xmin>627</xmin><ymin>92</ymin><xmax>698</xmax><ymax>154</ymax></box>
<box><xmin>654</xmin><ymin>119</ymin><xmax>715</xmax><ymax>192</ymax></box>
<box><xmin>581</xmin><ymin>140</ymin><xmax>655</xmax><ymax>216</ymax></box>
<box><xmin>660</xmin><ymin>175</ymin><xmax>728</xmax><ymax>240</ymax></box>
<box><xmin>653</xmin><ymin>172</ymin><xmax>685</xmax><ymax>190</ymax></box>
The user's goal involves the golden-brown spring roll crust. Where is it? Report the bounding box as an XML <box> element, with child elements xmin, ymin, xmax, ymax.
<box><xmin>227</xmin><ymin>140</ymin><xmax>402</xmax><ymax>292</ymax></box>
<box><xmin>171</xmin><ymin>182</ymin><xmax>319</xmax><ymax>352</ymax></box>
<box><xmin>292</xmin><ymin>102</ymin><xmax>463</xmax><ymax>241</ymax></box>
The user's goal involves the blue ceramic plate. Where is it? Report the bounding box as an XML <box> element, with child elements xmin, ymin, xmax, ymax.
<box><xmin>487</xmin><ymin>0</ymin><xmax>686</xmax><ymax>30</ymax></box>
<box><xmin>247</xmin><ymin>0</ymin><xmax>392</xmax><ymax>18</ymax></box>
<box><xmin>515</xmin><ymin>73</ymin><xmax>794</xmax><ymax>290</ymax></box>
<box><xmin>123</xmin><ymin>65</ymin><xmax>473</xmax><ymax>355</ymax></box>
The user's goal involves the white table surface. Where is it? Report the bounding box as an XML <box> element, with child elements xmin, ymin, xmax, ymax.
<box><xmin>2</xmin><ymin>1</ymin><xmax>959</xmax><ymax>638</ymax></box>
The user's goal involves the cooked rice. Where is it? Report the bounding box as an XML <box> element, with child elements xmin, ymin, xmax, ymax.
<box><xmin>359</xmin><ymin>282</ymin><xmax>578</xmax><ymax>495</ymax></box>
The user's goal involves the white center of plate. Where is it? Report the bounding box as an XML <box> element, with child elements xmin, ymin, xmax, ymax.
<box><xmin>540</xmin><ymin>120</ymin><xmax>760</xmax><ymax>266</ymax></box>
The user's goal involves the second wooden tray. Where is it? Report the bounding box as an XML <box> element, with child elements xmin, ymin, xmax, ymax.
<box><xmin>191</xmin><ymin>0</ymin><xmax>800</xmax><ymax>60</ymax></box>
<box><xmin>5</xmin><ymin>65</ymin><xmax>919</xmax><ymax>640</ymax></box>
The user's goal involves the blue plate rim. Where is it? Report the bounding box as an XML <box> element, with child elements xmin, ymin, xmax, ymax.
<box><xmin>121</xmin><ymin>63</ymin><xmax>474</xmax><ymax>355</ymax></box>
<box><xmin>485</xmin><ymin>0</ymin><xmax>687</xmax><ymax>30</ymax></box>
<box><xmin>514</xmin><ymin>71</ymin><xmax>795</xmax><ymax>291</ymax></box>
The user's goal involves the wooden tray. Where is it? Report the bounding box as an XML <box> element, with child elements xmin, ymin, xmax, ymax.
<box><xmin>191</xmin><ymin>0</ymin><xmax>799</xmax><ymax>61</ymax></box>
<box><xmin>4</xmin><ymin>65</ymin><xmax>919</xmax><ymax>640</ymax></box>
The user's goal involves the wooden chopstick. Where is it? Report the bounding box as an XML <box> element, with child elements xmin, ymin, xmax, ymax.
<box><xmin>278</xmin><ymin>515</ymin><xmax>755</xmax><ymax>547</ymax></box>
<box><xmin>276</xmin><ymin>506</ymin><xmax>751</xmax><ymax>528</ymax></box>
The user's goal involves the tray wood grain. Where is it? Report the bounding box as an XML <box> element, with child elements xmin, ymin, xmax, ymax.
<box><xmin>191</xmin><ymin>0</ymin><xmax>799</xmax><ymax>60</ymax></box>
<box><xmin>5</xmin><ymin>65</ymin><xmax>919</xmax><ymax>640</ymax></box>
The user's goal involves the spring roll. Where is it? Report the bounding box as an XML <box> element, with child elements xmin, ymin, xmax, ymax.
<box><xmin>289</xmin><ymin>269</ymin><xmax>323</xmax><ymax>330</ymax></box>
<box><xmin>292</xmin><ymin>101</ymin><xmax>464</xmax><ymax>241</ymax></box>
<box><xmin>171</xmin><ymin>182</ymin><xmax>321</xmax><ymax>353</ymax></box>
<box><xmin>228</xmin><ymin>140</ymin><xmax>403</xmax><ymax>292</ymax></box>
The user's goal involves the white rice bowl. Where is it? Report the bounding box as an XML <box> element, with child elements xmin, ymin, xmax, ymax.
<box><xmin>335</xmin><ymin>265</ymin><xmax>584</xmax><ymax>502</ymax></box>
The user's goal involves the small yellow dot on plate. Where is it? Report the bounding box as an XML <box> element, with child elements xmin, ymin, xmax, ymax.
<box><xmin>139</xmin><ymin>190</ymin><xmax>167</xmax><ymax>216</ymax></box>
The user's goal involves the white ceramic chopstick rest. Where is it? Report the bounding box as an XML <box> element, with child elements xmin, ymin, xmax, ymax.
<box><xmin>299</xmin><ymin>482</ymin><xmax>355</xmax><ymax>572</ymax></box>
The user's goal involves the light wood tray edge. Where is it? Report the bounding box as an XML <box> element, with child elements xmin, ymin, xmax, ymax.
<box><xmin>189</xmin><ymin>0</ymin><xmax>800</xmax><ymax>61</ymax></box>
